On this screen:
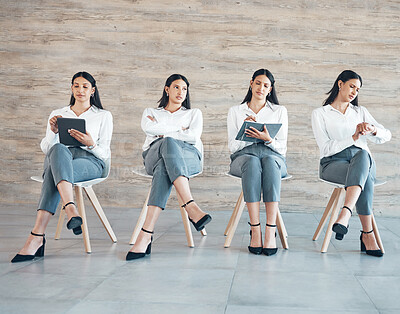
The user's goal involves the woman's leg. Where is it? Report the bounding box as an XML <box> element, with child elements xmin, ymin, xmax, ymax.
<box><xmin>129</xmin><ymin>205</ymin><xmax>162</xmax><ymax>253</ymax></box>
<box><xmin>247</xmin><ymin>202</ymin><xmax>262</xmax><ymax>248</ymax></box>
<box><xmin>260</xmin><ymin>155</ymin><xmax>286</xmax><ymax>249</ymax></box>
<box><xmin>336</xmin><ymin>149</ymin><xmax>374</xmax><ymax>227</ymax></box>
<box><xmin>231</xmin><ymin>153</ymin><xmax>263</xmax><ymax>247</ymax></box>
<box><xmin>359</xmin><ymin>214</ymin><xmax>380</xmax><ymax>250</ymax></box>
<box><xmin>156</xmin><ymin>138</ymin><xmax>207</xmax><ymax>222</ymax></box>
<box><xmin>173</xmin><ymin>176</ymin><xmax>208</xmax><ymax>223</ymax></box>
<box><xmin>16</xmin><ymin>210</ymin><xmax>52</xmax><ymax>255</ymax></box>
<box><xmin>264</xmin><ymin>202</ymin><xmax>278</xmax><ymax>249</ymax></box>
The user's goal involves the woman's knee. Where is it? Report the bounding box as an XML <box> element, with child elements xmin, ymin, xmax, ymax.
<box><xmin>261</xmin><ymin>155</ymin><xmax>280</xmax><ymax>170</ymax></box>
<box><xmin>48</xmin><ymin>143</ymin><xmax>70</xmax><ymax>159</ymax></box>
<box><xmin>355</xmin><ymin>149</ymin><xmax>371</xmax><ymax>166</ymax></box>
<box><xmin>241</xmin><ymin>155</ymin><xmax>261</xmax><ymax>173</ymax></box>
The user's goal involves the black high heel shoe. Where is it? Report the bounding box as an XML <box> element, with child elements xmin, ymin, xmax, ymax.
<box><xmin>11</xmin><ymin>232</ymin><xmax>46</xmax><ymax>263</ymax></box>
<box><xmin>126</xmin><ymin>228</ymin><xmax>154</xmax><ymax>261</ymax></box>
<box><xmin>181</xmin><ymin>200</ymin><xmax>212</xmax><ymax>231</ymax></box>
<box><xmin>248</xmin><ymin>222</ymin><xmax>262</xmax><ymax>255</ymax></box>
<box><xmin>332</xmin><ymin>206</ymin><xmax>352</xmax><ymax>240</ymax></box>
<box><xmin>360</xmin><ymin>230</ymin><xmax>383</xmax><ymax>257</ymax></box>
<box><xmin>64</xmin><ymin>202</ymin><xmax>83</xmax><ymax>235</ymax></box>
<box><xmin>263</xmin><ymin>224</ymin><xmax>278</xmax><ymax>256</ymax></box>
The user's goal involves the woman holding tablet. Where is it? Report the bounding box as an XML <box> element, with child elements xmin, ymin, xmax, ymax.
<box><xmin>11</xmin><ymin>71</ymin><xmax>113</xmax><ymax>263</ymax></box>
<box><xmin>312</xmin><ymin>70</ymin><xmax>391</xmax><ymax>257</ymax></box>
<box><xmin>227</xmin><ymin>68</ymin><xmax>288</xmax><ymax>256</ymax></box>
<box><xmin>126</xmin><ymin>74</ymin><xmax>211</xmax><ymax>261</ymax></box>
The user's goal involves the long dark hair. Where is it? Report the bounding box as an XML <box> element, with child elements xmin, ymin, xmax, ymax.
<box><xmin>241</xmin><ymin>68</ymin><xmax>280</xmax><ymax>105</ymax></box>
<box><xmin>323</xmin><ymin>70</ymin><xmax>362</xmax><ymax>107</ymax></box>
<box><xmin>69</xmin><ymin>71</ymin><xmax>103</xmax><ymax>109</ymax></box>
<box><xmin>158</xmin><ymin>74</ymin><xmax>191</xmax><ymax>109</ymax></box>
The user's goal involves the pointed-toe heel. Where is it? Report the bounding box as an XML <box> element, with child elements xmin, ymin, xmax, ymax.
<box><xmin>360</xmin><ymin>230</ymin><xmax>383</xmax><ymax>257</ymax></box>
<box><xmin>182</xmin><ymin>200</ymin><xmax>212</xmax><ymax>231</ymax></box>
<box><xmin>248</xmin><ymin>222</ymin><xmax>262</xmax><ymax>255</ymax></box>
<box><xmin>126</xmin><ymin>228</ymin><xmax>154</xmax><ymax>261</ymax></box>
<box><xmin>332</xmin><ymin>206</ymin><xmax>352</xmax><ymax>240</ymax></box>
<box><xmin>11</xmin><ymin>232</ymin><xmax>46</xmax><ymax>263</ymax></box>
<box><xmin>262</xmin><ymin>223</ymin><xmax>278</xmax><ymax>256</ymax></box>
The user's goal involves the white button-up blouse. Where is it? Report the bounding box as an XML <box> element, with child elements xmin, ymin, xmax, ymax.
<box><xmin>40</xmin><ymin>106</ymin><xmax>113</xmax><ymax>162</ymax></box>
<box><xmin>227</xmin><ymin>102</ymin><xmax>288</xmax><ymax>156</ymax></box>
<box><xmin>141</xmin><ymin>106</ymin><xmax>203</xmax><ymax>156</ymax></box>
<box><xmin>312</xmin><ymin>104</ymin><xmax>391</xmax><ymax>159</ymax></box>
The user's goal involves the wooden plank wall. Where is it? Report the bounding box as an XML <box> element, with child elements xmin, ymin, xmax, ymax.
<box><xmin>0</xmin><ymin>0</ymin><xmax>399</xmax><ymax>215</ymax></box>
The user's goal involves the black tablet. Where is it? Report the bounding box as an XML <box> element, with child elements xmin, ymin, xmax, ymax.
<box><xmin>57</xmin><ymin>117</ymin><xmax>86</xmax><ymax>146</ymax></box>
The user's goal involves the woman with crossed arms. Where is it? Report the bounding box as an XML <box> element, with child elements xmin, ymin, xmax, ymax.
<box><xmin>312</xmin><ymin>70</ymin><xmax>391</xmax><ymax>257</ymax></box>
<box><xmin>126</xmin><ymin>74</ymin><xmax>211</xmax><ymax>261</ymax></box>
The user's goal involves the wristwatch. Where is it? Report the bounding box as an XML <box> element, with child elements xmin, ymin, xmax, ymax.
<box><xmin>87</xmin><ymin>144</ymin><xmax>96</xmax><ymax>150</ymax></box>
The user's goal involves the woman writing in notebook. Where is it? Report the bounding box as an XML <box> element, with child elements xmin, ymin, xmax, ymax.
<box><xmin>126</xmin><ymin>73</ymin><xmax>211</xmax><ymax>261</ymax></box>
<box><xmin>227</xmin><ymin>68</ymin><xmax>288</xmax><ymax>256</ymax></box>
<box><xmin>312</xmin><ymin>70</ymin><xmax>391</xmax><ymax>257</ymax></box>
<box><xmin>11</xmin><ymin>72</ymin><xmax>113</xmax><ymax>263</ymax></box>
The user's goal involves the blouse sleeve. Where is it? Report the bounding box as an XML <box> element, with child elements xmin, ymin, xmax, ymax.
<box><xmin>171</xmin><ymin>109</ymin><xmax>203</xmax><ymax>145</ymax></box>
<box><xmin>227</xmin><ymin>106</ymin><xmax>246</xmax><ymax>154</ymax></box>
<box><xmin>40</xmin><ymin>110</ymin><xmax>59</xmax><ymax>155</ymax></box>
<box><xmin>362</xmin><ymin>107</ymin><xmax>392</xmax><ymax>144</ymax></box>
<box><xmin>265</xmin><ymin>106</ymin><xmax>288</xmax><ymax>156</ymax></box>
<box><xmin>88</xmin><ymin>110</ymin><xmax>113</xmax><ymax>161</ymax></box>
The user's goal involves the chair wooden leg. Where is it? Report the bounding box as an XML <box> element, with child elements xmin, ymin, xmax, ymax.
<box><xmin>276</xmin><ymin>209</ymin><xmax>289</xmax><ymax>249</ymax></box>
<box><xmin>75</xmin><ymin>186</ymin><xmax>91</xmax><ymax>254</ymax></box>
<box><xmin>54</xmin><ymin>206</ymin><xmax>66</xmax><ymax>240</ymax></box>
<box><xmin>84</xmin><ymin>186</ymin><xmax>117</xmax><ymax>243</ymax></box>
<box><xmin>224</xmin><ymin>191</ymin><xmax>245</xmax><ymax>248</ymax></box>
<box><xmin>129</xmin><ymin>189</ymin><xmax>150</xmax><ymax>245</ymax></box>
<box><xmin>321</xmin><ymin>188</ymin><xmax>346</xmax><ymax>253</ymax></box>
<box><xmin>224</xmin><ymin>191</ymin><xmax>242</xmax><ymax>236</ymax></box>
<box><xmin>313</xmin><ymin>188</ymin><xmax>339</xmax><ymax>241</ymax></box>
<box><xmin>177</xmin><ymin>192</ymin><xmax>195</xmax><ymax>248</ymax></box>
<box><xmin>371</xmin><ymin>213</ymin><xmax>385</xmax><ymax>254</ymax></box>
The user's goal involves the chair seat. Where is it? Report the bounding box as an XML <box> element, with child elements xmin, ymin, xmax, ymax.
<box><xmin>226</xmin><ymin>172</ymin><xmax>292</xmax><ymax>181</ymax></box>
<box><xmin>319</xmin><ymin>178</ymin><xmax>386</xmax><ymax>188</ymax></box>
<box><xmin>133</xmin><ymin>167</ymin><xmax>202</xmax><ymax>179</ymax></box>
<box><xmin>30</xmin><ymin>176</ymin><xmax>106</xmax><ymax>188</ymax></box>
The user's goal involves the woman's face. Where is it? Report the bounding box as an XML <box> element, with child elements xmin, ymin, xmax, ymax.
<box><xmin>165</xmin><ymin>79</ymin><xmax>187</xmax><ymax>105</ymax></box>
<box><xmin>338</xmin><ymin>79</ymin><xmax>361</xmax><ymax>103</ymax></box>
<box><xmin>71</xmin><ymin>76</ymin><xmax>95</xmax><ymax>103</ymax></box>
<box><xmin>250</xmin><ymin>75</ymin><xmax>272</xmax><ymax>102</ymax></box>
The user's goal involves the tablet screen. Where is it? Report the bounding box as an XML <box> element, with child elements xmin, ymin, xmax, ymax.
<box><xmin>57</xmin><ymin>117</ymin><xmax>86</xmax><ymax>146</ymax></box>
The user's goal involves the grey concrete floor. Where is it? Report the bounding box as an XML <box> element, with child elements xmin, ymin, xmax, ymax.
<box><xmin>0</xmin><ymin>203</ymin><xmax>399</xmax><ymax>314</ymax></box>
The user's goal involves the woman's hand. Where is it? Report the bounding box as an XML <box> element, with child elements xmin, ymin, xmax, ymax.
<box><xmin>245</xmin><ymin>125</ymin><xmax>272</xmax><ymax>143</ymax></box>
<box><xmin>244</xmin><ymin>115</ymin><xmax>256</xmax><ymax>122</ymax></box>
<box><xmin>352</xmin><ymin>122</ymin><xmax>376</xmax><ymax>141</ymax></box>
<box><xmin>49</xmin><ymin>115</ymin><xmax>62</xmax><ymax>134</ymax></box>
<box><xmin>147</xmin><ymin>115</ymin><xmax>156</xmax><ymax>122</ymax></box>
<box><xmin>68</xmin><ymin>129</ymin><xmax>95</xmax><ymax>147</ymax></box>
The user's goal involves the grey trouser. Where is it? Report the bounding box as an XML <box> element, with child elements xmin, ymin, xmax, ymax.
<box><xmin>229</xmin><ymin>143</ymin><xmax>287</xmax><ymax>203</ymax></box>
<box><xmin>320</xmin><ymin>145</ymin><xmax>376</xmax><ymax>215</ymax></box>
<box><xmin>143</xmin><ymin>137</ymin><xmax>202</xmax><ymax>210</ymax></box>
<box><xmin>38</xmin><ymin>143</ymin><xmax>105</xmax><ymax>214</ymax></box>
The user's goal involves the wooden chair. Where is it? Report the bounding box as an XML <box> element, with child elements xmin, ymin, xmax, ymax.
<box><xmin>31</xmin><ymin>158</ymin><xmax>117</xmax><ymax>253</ymax></box>
<box><xmin>224</xmin><ymin>173</ymin><xmax>292</xmax><ymax>249</ymax></box>
<box><xmin>312</xmin><ymin>178</ymin><xmax>385</xmax><ymax>253</ymax></box>
<box><xmin>129</xmin><ymin>167</ymin><xmax>207</xmax><ymax>248</ymax></box>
